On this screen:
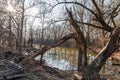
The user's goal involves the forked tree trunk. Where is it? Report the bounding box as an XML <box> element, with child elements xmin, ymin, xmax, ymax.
<box><xmin>89</xmin><ymin>27</ymin><xmax>120</xmax><ymax>71</ymax></box>
<box><xmin>66</xmin><ymin>8</ymin><xmax>120</xmax><ymax>80</ymax></box>
<box><xmin>80</xmin><ymin>27</ymin><xmax>120</xmax><ymax>80</ymax></box>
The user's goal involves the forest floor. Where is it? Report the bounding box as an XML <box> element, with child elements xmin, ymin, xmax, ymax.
<box><xmin>17</xmin><ymin>65</ymin><xmax>74</xmax><ymax>80</ymax></box>
<box><xmin>17</xmin><ymin>62</ymin><xmax>120</xmax><ymax>80</ymax></box>
<box><xmin>0</xmin><ymin>59</ymin><xmax>119</xmax><ymax>80</ymax></box>
<box><xmin>0</xmin><ymin>50</ymin><xmax>120</xmax><ymax>80</ymax></box>
<box><xmin>100</xmin><ymin>65</ymin><xmax>120</xmax><ymax>80</ymax></box>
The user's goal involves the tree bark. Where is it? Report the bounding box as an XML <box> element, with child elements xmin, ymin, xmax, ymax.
<box><xmin>8</xmin><ymin>16</ymin><xmax>12</xmax><ymax>50</ymax></box>
<box><xmin>79</xmin><ymin>27</ymin><xmax>120</xmax><ymax>80</ymax></box>
<box><xmin>66</xmin><ymin>8</ymin><xmax>87</xmax><ymax>72</ymax></box>
<box><xmin>19</xmin><ymin>0</ymin><xmax>25</xmax><ymax>54</ymax></box>
<box><xmin>89</xmin><ymin>27</ymin><xmax>120</xmax><ymax>73</ymax></box>
<box><xmin>66</xmin><ymin>8</ymin><xmax>120</xmax><ymax>80</ymax></box>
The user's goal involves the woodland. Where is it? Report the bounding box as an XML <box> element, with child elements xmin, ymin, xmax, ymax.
<box><xmin>0</xmin><ymin>0</ymin><xmax>120</xmax><ymax>80</ymax></box>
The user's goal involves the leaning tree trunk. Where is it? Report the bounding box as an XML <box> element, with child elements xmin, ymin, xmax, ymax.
<box><xmin>81</xmin><ymin>27</ymin><xmax>120</xmax><ymax>80</ymax></box>
<box><xmin>24</xmin><ymin>33</ymin><xmax>76</xmax><ymax>65</ymax></box>
<box><xmin>66</xmin><ymin>8</ymin><xmax>88</xmax><ymax>73</ymax></box>
<box><xmin>66</xmin><ymin>8</ymin><xmax>120</xmax><ymax>80</ymax></box>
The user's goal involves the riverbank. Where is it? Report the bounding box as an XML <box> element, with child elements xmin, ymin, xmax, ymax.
<box><xmin>7</xmin><ymin>65</ymin><xmax>120</xmax><ymax>80</ymax></box>
<box><xmin>0</xmin><ymin>49</ymin><xmax>120</xmax><ymax>80</ymax></box>
<box><xmin>0</xmin><ymin>59</ymin><xmax>119</xmax><ymax>80</ymax></box>
<box><xmin>18</xmin><ymin>65</ymin><xmax>74</xmax><ymax>80</ymax></box>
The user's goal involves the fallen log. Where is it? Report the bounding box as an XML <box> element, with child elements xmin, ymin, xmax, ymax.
<box><xmin>0</xmin><ymin>60</ymin><xmax>25</xmax><ymax>80</ymax></box>
<box><xmin>5</xmin><ymin>61</ymin><xmax>23</xmax><ymax>72</ymax></box>
<box><xmin>0</xmin><ymin>71</ymin><xmax>25</xmax><ymax>80</ymax></box>
<box><xmin>73</xmin><ymin>74</ymin><xmax>83</xmax><ymax>80</ymax></box>
<box><xmin>0</xmin><ymin>72</ymin><xmax>25</xmax><ymax>80</ymax></box>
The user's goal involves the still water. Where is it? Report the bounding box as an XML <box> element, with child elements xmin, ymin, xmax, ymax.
<box><xmin>35</xmin><ymin>47</ymin><xmax>78</xmax><ymax>70</ymax></box>
<box><xmin>35</xmin><ymin>47</ymin><xmax>112</xmax><ymax>73</ymax></box>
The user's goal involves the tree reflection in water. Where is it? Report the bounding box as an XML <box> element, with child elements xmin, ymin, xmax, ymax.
<box><xmin>35</xmin><ymin>47</ymin><xmax>112</xmax><ymax>74</ymax></box>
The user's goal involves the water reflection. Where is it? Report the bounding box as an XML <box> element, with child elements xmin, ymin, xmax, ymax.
<box><xmin>35</xmin><ymin>47</ymin><xmax>78</xmax><ymax>70</ymax></box>
<box><xmin>35</xmin><ymin>47</ymin><xmax>112</xmax><ymax>74</ymax></box>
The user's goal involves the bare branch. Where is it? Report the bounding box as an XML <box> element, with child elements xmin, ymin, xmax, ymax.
<box><xmin>76</xmin><ymin>21</ymin><xmax>111</xmax><ymax>32</ymax></box>
<box><xmin>52</xmin><ymin>1</ymin><xmax>97</xmax><ymax>16</ymax></box>
<box><xmin>91</xmin><ymin>0</ymin><xmax>113</xmax><ymax>32</ymax></box>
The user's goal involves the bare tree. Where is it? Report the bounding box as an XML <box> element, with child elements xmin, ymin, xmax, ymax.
<box><xmin>60</xmin><ymin>0</ymin><xmax>120</xmax><ymax>79</ymax></box>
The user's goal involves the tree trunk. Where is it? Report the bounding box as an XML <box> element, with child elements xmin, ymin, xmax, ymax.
<box><xmin>26</xmin><ymin>33</ymin><xmax>76</xmax><ymax>65</ymax></box>
<box><xmin>19</xmin><ymin>0</ymin><xmax>25</xmax><ymax>54</ymax></box>
<box><xmin>76</xmin><ymin>35</ymin><xmax>87</xmax><ymax>73</ymax></box>
<box><xmin>8</xmin><ymin>16</ymin><xmax>12</xmax><ymax>50</ymax></box>
<box><xmin>66</xmin><ymin>8</ymin><xmax>120</xmax><ymax>80</ymax></box>
<box><xmin>89</xmin><ymin>27</ymin><xmax>120</xmax><ymax>73</ymax></box>
<box><xmin>66</xmin><ymin>8</ymin><xmax>88</xmax><ymax>72</ymax></box>
<box><xmin>78</xmin><ymin>27</ymin><xmax>120</xmax><ymax>80</ymax></box>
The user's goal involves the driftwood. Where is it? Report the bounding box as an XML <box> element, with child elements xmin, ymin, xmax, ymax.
<box><xmin>0</xmin><ymin>60</ymin><xmax>25</xmax><ymax>80</ymax></box>
<box><xmin>0</xmin><ymin>71</ymin><xmax>25</xmax><ymax>80</ymax></box>
<box><xmin>73</xmin><ymin>74</ymin><xmax>83</xmax><ymax>80</ymax></box>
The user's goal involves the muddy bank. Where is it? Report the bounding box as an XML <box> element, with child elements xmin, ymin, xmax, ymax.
<box><xmin>0</xmin><ymin>58</ymin><xmax>73</xmax><ymax>80</ymax></box>
<box><xmin>19</xmin><ymin>65</ymin><xmax>73</xmax><ymax>80</ymax></box>
<box><xmin>0</xmin><ymin>51</ymin><xmax>120</xmax><ymax>80</ymax></box>
<box><xmin>0</xmin><ymin>58</ymin><xmax>119</xmax><ymax>80</ymax></box>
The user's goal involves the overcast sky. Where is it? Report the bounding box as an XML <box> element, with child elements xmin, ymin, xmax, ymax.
<box><xmin>25</xmin><ymin>0</ymin><xmax>65</xmax><ymax>30</ymax></box>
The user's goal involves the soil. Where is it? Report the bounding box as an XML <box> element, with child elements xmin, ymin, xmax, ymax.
<box><xmin>17</xmin><ymin>65</ymin><xmax>74</xmax><ymax>80</ymax></box>
<box><xmin>11</xmin><ymin>65</ymin><xmax>120</xmax><ymax>80</ymax></box>
<box><xmin>100</xmin><ymin>65</ymin><xmax>120</xmax><ymax>80</ymax></box>
<box><xmin>0</xmin><ymin>51</ymin><xmax>119</xmax><ymax>80</ymax></box>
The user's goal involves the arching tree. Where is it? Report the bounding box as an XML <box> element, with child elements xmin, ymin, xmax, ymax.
<box><xmin>27</xmin><ymin>0</ymin><xmax>120</xmax><ymax>79</ymax></box>
<box><xmin>52</xmin><ymin>0</ymin><xmax>120</xmax><ymax>79</ymax></box>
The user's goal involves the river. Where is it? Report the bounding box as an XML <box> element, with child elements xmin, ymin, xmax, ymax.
<box><xmin>35</xmin><ymin>47</ymin><xmax>113</xmax><ymax>74</ymax></box>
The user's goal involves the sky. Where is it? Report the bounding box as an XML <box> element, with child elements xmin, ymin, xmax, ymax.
<box><xmin>25</xmin><ymin>0</ymin><xmax>65</xmax><ymax>29</ymax></box>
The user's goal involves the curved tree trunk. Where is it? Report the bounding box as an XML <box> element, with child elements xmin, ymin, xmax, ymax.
<box><xmin>89</xmin><ymin>27</ymin><xmax>120</xmax><ymax>72</ymax></box>
<box><xmin>26</xmin><ymin>33</ymin><xmax>76</xmax><ymax>65</ymax></box>
<box><xmin>66</xmin><ymin>8</ymin><xmax>120</xmax><ymax>80</ymax></box>
<box><xmin>66</xmin><ymin>8</ymin><xmax>88</xmax><ymax>72</ymax></box>
<box><xmin>78</xmin><ymin>27</ymin><xmax>120</xmax><ymax>80</ymax></box>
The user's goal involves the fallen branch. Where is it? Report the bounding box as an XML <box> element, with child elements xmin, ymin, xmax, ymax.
<box><xmin>28</xmin><ymin>33</ymin><xmax>76</xmax><ymax>59</ymax></box>
<box><xmin>0</xmin><ymin>60</ymin><xmax>25</xmax><ymax>80</ymax></box>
